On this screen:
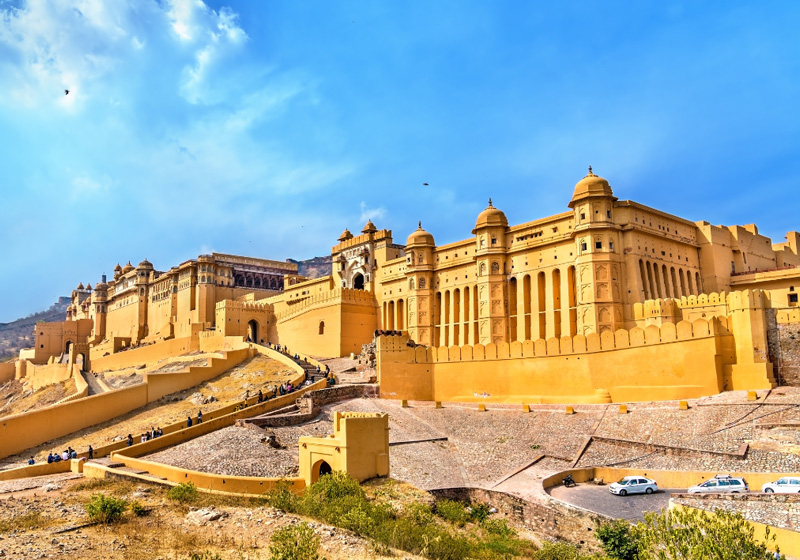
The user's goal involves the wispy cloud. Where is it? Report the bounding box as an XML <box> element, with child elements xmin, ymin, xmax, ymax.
<box><xmin>359</xmin><ymin>202</ymin><xmax>386</xmax><ymax>223</ymax></box>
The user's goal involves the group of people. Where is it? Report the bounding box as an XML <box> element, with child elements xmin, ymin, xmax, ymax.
<box><xmin>186</xmin><ymin>410</ymin><xmax>203</xmax><ymax>427</ymax></box>
<box><xmin>47</xmin><ymin>447</ymin><xmax>77</xmax><ymax>463</ymax></box>
<box><xmin>127</xmin><ymin>426</ymin><xmax>164</xmax><ymax>446</ymax></box>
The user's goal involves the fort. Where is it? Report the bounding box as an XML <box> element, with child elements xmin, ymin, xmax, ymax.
<box><xmin>9</xmin><ymin>167</ymin><xmax>800</xmax><ymax>405</ymax></box>
<box><xmin>4</xmin><ymin>168</ymin><xmax>800</xmax><ymax>557</ymax></box>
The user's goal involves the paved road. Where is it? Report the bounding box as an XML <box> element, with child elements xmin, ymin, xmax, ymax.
<box><xmin>548</xmin><ymin>483</ymin><xmax>685</xmax><ymax>521</ymax></box>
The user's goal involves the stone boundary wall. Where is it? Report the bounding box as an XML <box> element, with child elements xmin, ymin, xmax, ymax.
<box><xmin>91</xmin><ymin>335</ymin><xmax>201</xmax><ymax>371</ymax></box>
<box><xmin>430</xmin><ymin>487</ymin><xmax>607</xmax><ymax>550</ymax></box>
<box><xmin>301</xmin><ymin>383</ymin><xmax>379</xmax><ymax>409</ymax></box>
<box><xmin>768</xmin><ymin>310</ymin><xmax>800</xmax><ymax>386</ymax></box>
<box><xmin>0</xmin><ymin>362</ymin><xmax>16</xmax><ymax>383</ymax></box>
<box><xmin>589</xmin><ymin>435</ymin><xmax>748</xmax><ymax>459</ymax></box>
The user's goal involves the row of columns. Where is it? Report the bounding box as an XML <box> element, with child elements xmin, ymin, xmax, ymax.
<box><xmin>639</xmin><ymin>260</ymin><xmax>701</xmax><ymax>300</ymax></box>
<box><xmin>509</xmin><ymin>266</ymin><xmax>577</xmax><ymax>342</ymax></box>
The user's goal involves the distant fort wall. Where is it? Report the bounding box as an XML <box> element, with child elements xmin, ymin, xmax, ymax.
<box><xmin>0</xmin><ymin>362</ymin><xmax>14</xmax><ymax>383</ymax></box>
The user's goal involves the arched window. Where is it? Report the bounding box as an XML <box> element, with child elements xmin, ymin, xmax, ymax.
<box><xmin>419</xmin><ymin>278</ymin><xmax>426</xmax><ymax>289</ymax></box>
<box><xmin>319</xmin><ymin>321</ymin><xmax>325</xmax><ymax>335</ymax></box>
<box><xmin>491</xmin><ymin>261</ymin><xmax>500</xmax><ymax>274</ymax></box>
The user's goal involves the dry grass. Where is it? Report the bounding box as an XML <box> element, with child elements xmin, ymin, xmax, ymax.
<box><xmin>2</xmin><ymin>354</ymin><xmax>296</xmax><ymax>467</ymax></box>
<box><xmin>0</xmin><ymin>377</ymin><xmax>77</xmax><ymax>419</ymax></box>
<box><xmin>0</xmin><ymin>510</ymin><xmax>54</xmax><ymax>533</ymax></box>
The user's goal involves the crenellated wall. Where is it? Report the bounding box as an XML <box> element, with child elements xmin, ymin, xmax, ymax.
<box><xmin>377</xmin><ymin>291</ymin><xmax>778</xmax><ymax>404</ymax></box>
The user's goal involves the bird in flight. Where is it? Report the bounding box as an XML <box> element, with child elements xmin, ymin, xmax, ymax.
<box><xmin>64</xmin><ymin>89</ymin><xmax>70</xmax><ymax>95</ymax></box>
<box><xmin>422</xmin><ymin>182</ymin><xmax>429</xmax><ymax>186</ymax></box>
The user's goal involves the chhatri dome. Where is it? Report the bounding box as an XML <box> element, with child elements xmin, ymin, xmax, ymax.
<box><xmin>570</xmin><ymin>166</ymin><xmax>614</xmax><ymax>206</ymax></box>
<box><xmin>121</xmin><ymin>261</ymin><xmax>134</xmax><ymax>274</ymax></box>
<box><xmin>362</xmin><ymin>220</ymin><xmax>377</xmax><ymax>234</ymax></box>
<box><xmin>406</xmin><ymin>222</ymin><xmax>435</xmax><ymax>246</ymax></box>
<box><xmin>338</xmin><ymin>228</ymin><xmax>354</xmax><ymax>242</ymax></box>
<box><xmin>473</xmin><ymin>198</ymin><xmax>508</xmax><ymax>233</ymax></box>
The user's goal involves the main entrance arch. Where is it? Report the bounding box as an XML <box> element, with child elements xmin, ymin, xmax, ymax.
<box><xmin>353</xmin><ymin>273</ymin><xmax>365</xmax><ymax>290</ymax></box>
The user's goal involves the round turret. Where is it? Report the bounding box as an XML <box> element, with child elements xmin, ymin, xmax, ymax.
<box><xmin>472</xmin><ymin>198</ymin><xmax>508</xmax><ymax>233</ymax></box>
<box><xmin>121</xmin><ymin>261</ymin><xmax>134</xmax><ymax>274</ymax></box>
<box><xmin>569</xmin><ymin>166</ymin><xmax>614</xmax><ymax>207</ymax></box>
<box><xmin>137</xmin><ymin>258</ymin><xmax>153</xmax><ymax>269</ymax></box>
<box><xmin>338</xmin><ymin>228</ymin><xmax>354</xmax><ymax>242</ymax></box>
<box><xmin>362</xmin><ymin>220</ymin><xmax>377</xmax><ymax>234</ymax></box>
<box><xmin>406</xmin><ymin>222</ymin><xmax>435</xmax><ymax>247</ymax></box>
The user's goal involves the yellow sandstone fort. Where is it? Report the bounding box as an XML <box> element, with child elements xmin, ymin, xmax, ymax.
<box><xmin>14</xmin><ymin>168</ymin><xmax>800</xmax><ymax>405</ymax></box>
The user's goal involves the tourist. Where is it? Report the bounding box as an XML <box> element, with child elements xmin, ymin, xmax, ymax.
<box><xmin>157</xmin><ymin>427</ymin><xmax>163</xmax><ymax>437</ymax></box>
<box><xmin>88</xmin><ymin>445</ymin><xmax>94</xmax><ymax>460</ymax></box>
<box><xmin>47</xmin><ymin>452</ymin><xmax>53</xmax><ymax>464</ymax></box>
<box><xmin>28</xmin><ymin>456</ymin><xmax>35</xmax><ymax>465</ymax></box>
<box><xmin>278</xmin><ymin>384</ymin><xmax>285</xmax><ymax>396</ymax></box>
<box><xmin>151</xmin><ymin>426</ymin><xmax>157</xmax><ymax>439</ymax></box>
<box><xmin>127</xmin><ymin>434</ymin><xmax>134</xmax><ymax>446</ymax></box>
<box><xmin>140</xmin><ymin>433</ymin><xmax>147</xmax><ymax>443</ymax></box>
<box><xmin>52</xmin><ymin>453</ymin><xmax>61</xmax><ymax>463</ymax></box>
<box><xmin>257</xmin><ymin>389</ymin><xmax>263</xmax><ymax>403</ymax></box>
<box><xmin>197</xmin><ymin>410</ymin><xmax>203</xmax><ymax>424</ymax></box>
<box><xmin>61</xmin><ymin>450</ymin><xmax>69</xmax><ymax>461</ymax></box>
<box><xmin>70</xmin><ymin>447</ymin><xmax>77</xmax><ymax>459</ymax></box>
<box><xmin>286</xmin><ymin>382</ymin><xmax>293</xmax><ymax>393</ymax></box>
<box><xmin>186</xmin><ymin>416</ymin><xmax>193</xmax><ymax>428</ymax></box>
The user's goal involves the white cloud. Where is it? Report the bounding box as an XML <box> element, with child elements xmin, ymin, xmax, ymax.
<box><xmin>359</xmin><ymin>202</ymin><xmax>386</xmax><ymax>223</ymax></box>
<box><xmin>70</xmin><ymin>173</ymin><xmax>111</xmax><ymax>198</ymax></box>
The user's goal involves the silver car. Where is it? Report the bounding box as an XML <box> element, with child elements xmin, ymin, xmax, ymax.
<box><xmin>762</xmin><ymin>477</ymin><xmax>800</xmax><ymax>493</ymax></box>
<box><xmin>609</xmin><ymin>476</ymin><xmax>658</xmax><ymax>496</ymax></box>
<box><xmin>688</xmin><ymin>475</ymin><xmax>748</xmax><ymax>494</ymax></box>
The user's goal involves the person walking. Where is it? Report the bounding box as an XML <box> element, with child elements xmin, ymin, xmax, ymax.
<box><xmin>88</xmin><ymin>445</ymin><xmax>94</xmax><ymax>460</ymax></box>
<box><xmin>186</xmin><ymin>416</ymin><xmax>193</xmax><ymax>428</ymax></box>
<box><xmin>197</xmin><ymin>410</ymin><xmax>203</xmax><ymax>424</ymax></box>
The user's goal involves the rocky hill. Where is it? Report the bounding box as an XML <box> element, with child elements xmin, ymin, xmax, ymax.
<box><xmin>292</xmin><ymin>255</ymin><xmax>332</xmax><ymax>279</ymax></box>
<box><xmin>0</xmin><ymin>297</ymin><xmax>69</xmax><ymax>362</ymax></box>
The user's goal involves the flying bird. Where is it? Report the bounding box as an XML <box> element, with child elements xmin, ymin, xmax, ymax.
<box><xmin>64</xmin><ymin>89</ymin><xmax>70</xmax><ymax>95</ymax></box>
<box><xmin>422</xmin><ymin>182</ymin><xmax>429</xmax><ymax>186</ymax></box>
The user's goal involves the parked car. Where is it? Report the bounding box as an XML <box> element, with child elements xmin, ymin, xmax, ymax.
<box><xmin>688</xmin><ymin>475</ymin><xmax>749</xmax><ymax>494</ymax></box>
<box><xmin>609</xmin><ymin>476</ymin><xmax>658</xmax><ymax>496</ymax></box>
<box><xmin>762</xmin><ymin>477</ymin><xmax>800</xmax><ymax>493</ymax></box>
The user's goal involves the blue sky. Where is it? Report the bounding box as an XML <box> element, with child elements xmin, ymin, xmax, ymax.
<box><xmin>0</xmin><ymin>1</ymin><xmax>798</xmax><ymax>322</ymax></box>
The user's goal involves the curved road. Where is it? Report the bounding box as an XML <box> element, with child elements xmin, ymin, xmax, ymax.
<box><xmin>548</xmin><ymin>483</ymin><xmax>685</xmax><ymax>521</ymax></box>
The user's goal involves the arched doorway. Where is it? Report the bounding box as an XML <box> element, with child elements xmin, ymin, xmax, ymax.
<box><xmin>65</xmin><ymin>341</ymin><xmax>73</xmax><ymax>354</ymax></box>
<box><xmin>247</xmin><ymin>320</ymin><xmax>259</xmax><ymax>343</ymax></box>
<box><xmin>311</xmin><ymin>460</ymin><xmax>333</xmax><ymax>483</ymax></box>
<box><xmin>353</xmin><ymin>273</ymin><xmax>365</xmax><ymax>290</ymax></box>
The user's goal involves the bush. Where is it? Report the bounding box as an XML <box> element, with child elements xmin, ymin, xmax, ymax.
<box><xmin>467</xmin><ymin>502</ymin><xmax>491</xmax><ymax>523</ymax></box>
<box><xmin>269</xmin><ymin>522</ymin><xmax>320</xmax><ymax>560</ymax></box>
<box><xmin>167</xmin><ymin>482</ymin><xmax>199</xmax><ymax>503</ymax></box>
<box><xmin>483</xmin><ymin>518</ymin><xmax>516</xmax><ymax>538</ymax></box>
<box><xmin>434</xmin><ymin>499</ymin><xmax>469</xmax><ymax>527</ymax></box>
<box><xmin>129</xmin><ymin>500</ymin><xmax>148</xmax><ymax>517</ymax></box>
<box><xmin>339</xmin><ymin>506</ymin><xmax>376</xmax><ymax>535</ymax></box>
<box><xmin>265</xmin><ymin>480</ymin><xmax>299</xmax><ymax>513</ymax></box>
<box><xmin>189</xmin><ymin>552</ymin><xmax>222</xmax><ymax>560</ymax></box>
<box><xmin>85</xmin><ymin>493</ymin><xmax>128</xmax><ymax>524</ymax></box>
<box><xmin>596</xmin><ymin>519</ymin><xmax>637</xmax><ymax>560</ymax></box>
<box><xmin>404</xmin><ymin>502</ymin><xmax>434</xmax><ymax>526</ymax></box>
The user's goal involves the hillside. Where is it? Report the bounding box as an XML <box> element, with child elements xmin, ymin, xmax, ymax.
<box><xmin>292</xmin><ymin>255</ymin><xmax>332</xmax><ymax>279</ymax></box>
<box><xmin>0</xmin><ymin>297</ymin><xmax>69</xmax><ymax>362</ymax></box>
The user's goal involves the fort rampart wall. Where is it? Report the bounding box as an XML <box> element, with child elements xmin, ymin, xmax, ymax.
<box><xmin>378</xmin><ymin>317</ymin><xmax>729</xmax><ymax>403</ymax></box>
<box><xmin>91</xmin><ymin>335</ymin><xmax>202</xmax><ymax>372</ymax></box>
<box><xmin>0</xmin><ymin>362</ymin><xmax>15</xmax><ymax>383</ymax></box>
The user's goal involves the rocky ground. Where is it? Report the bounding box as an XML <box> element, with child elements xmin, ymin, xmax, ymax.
<box><xmin>0</xmin><ymin>378</ymin><xmax>78</xmax><ymax>419</ymax></box>
<box><xmin>0</xmin><ymin>475</ymin><xmax>425</xmax><ymax>560</ymax></box>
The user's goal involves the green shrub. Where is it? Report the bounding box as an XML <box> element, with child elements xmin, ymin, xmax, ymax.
<box><xmin>596</xmin><ymin>519</ymin><xmax>637</xmax><ymax>560</ymax></box>
<box><xmin>129</xmin><ymin>500</ymin><xmax>148</xmax><ymax>517</ymax></box>
<box><xmin>434</xmin><ymin>499</ymin><xmax>469</xmax><ymax>527</ymax></box>
<box><xmin>483</xmin><ymin>518</ymin><xmax>516</xmax><ymax>538</ymax></box>
<box><xmin>167</xmin><ymin>482</ymin><xmax>199</xmax><ymax>503</ymax></box>
<box><xmin>265</xmin><ymin>480</ymin><xmax>299</xmax><ymax>513</ymax></box>
<box><xmin>404</xmin><ymin>502</ymin><xmax>434</xmax><ymax>526</ymax></box>
<box><xmin>467</xmin><ymin>502</ymin><xmax>491</xmax><ymax>523</ymax></box>
<box><xmin>189</xmin><ymin>552</ymin><xmax>222</xmax><ymax>560</ymax></box>
<box><xmin>85</xmin><ymin>493</ymin><xmax>128</xmax><ymax>524</ymax></box>
<box><xmin>339</xmin><ymin>506</ymin><xmax>376</xmax><ymax>535</ymax></box>
<box><xmin>269</xmin><ymin>522</ymin><xmax>320</xmax><ymax>560</ymax></box>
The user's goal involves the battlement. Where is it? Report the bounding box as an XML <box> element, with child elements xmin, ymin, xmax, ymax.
<box><xmin>777</xmin><ymin>309</ymin><xmax>800</xmax><ymax>324</ymax></box>
<box><xmin>215</xmin><ymin>300</ymin><xmax>271</xmax><ymax>312</ymax></box>
<box><xmin>276</xmin><ymin>288</ymin><xmax>376</xmax><ymax>322</ymax></box>
<box><xmin>634</xmin><ymin>289</ymin><xmax>769</xmax><ymax>321</ymax></box>
<box><xmin>379</xmin><ymin>316</ymin><xmax>725</xmax><ymax>363</ymax></box>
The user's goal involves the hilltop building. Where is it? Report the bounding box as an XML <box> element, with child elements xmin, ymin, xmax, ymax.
<box><xmin>26</xmin><ymin>169</ymin><xmax>800</xmax><ymax>403</ymax></box>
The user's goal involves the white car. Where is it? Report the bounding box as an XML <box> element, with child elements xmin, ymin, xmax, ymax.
<box><xmin>762</xmin><ymin>477</ymin><xmax>800</xmax><ymax>493</ymax></box>
<box><xmin>688</xmin><ymin>475</ymin><xmax>749</xmax><ymax>494</ymax></box>
<box><xmin>609</xmin><ymin>476</ymin><xmax>658</xmax><ymax>496</ymax></box>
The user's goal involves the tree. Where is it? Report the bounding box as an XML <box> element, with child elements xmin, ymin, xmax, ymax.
<box><xmin>597</xmin><ymin>519</ymin><xmax>638</xmax><ymax>560</ymax></box>
<box><xmin>632</xmin><ymin>507</ymin><xmax>782</xmax><ymax>560</ymax></box>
